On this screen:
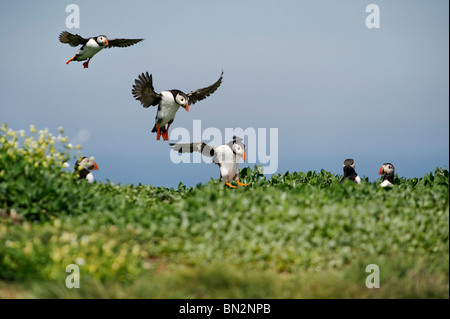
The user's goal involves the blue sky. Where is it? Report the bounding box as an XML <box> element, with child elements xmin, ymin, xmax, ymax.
<box><xmin>0</xmin><ymin>1</ymin><xmax>448</xmax><ymax>187</ymax></box>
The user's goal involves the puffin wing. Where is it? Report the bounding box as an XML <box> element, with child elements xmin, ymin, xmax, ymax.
<box><xmin>170</xmin><ymin>142</ymin><xmax>215</xmax><ymax>157</ymax></box>
<box><xmin>132</xmin><ymin>72</ymin><xmax>161</xmax><ymax>108</ymax></box>
<box><xmin>186</xmin><ymin>71</ymin><xmax>224</xmax><ymax>105</ymax></box>
<box><xmin>59</xmin><ymin>31</ymin><xmax>88</xmax><ymax>47</ymax></box>
<box><xmin>106</xmin><ymin>38</ymin><xmax>144</xmax><ymax>48</ymax></box>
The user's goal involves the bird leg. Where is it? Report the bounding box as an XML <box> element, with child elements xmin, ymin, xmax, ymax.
<box><xmin>236</xmin><ymin>180</ymin><xmax>249</xmax><ymax>186</ymax></box>
<box><xmin>162</xmin><ymin>123</ymin><xmax>172</xmax><ymax>141</ymax></box>
<box><xmin>225</xmin><ymin>182</ymin><xmax>238</xmax><ymax>188</ymax></box>
<box><xmin>66</xmin><ymin>54</ymin><xmax>77</xmax><ymax>65</ymax></box>
<box><xmin>82</xmin><ymin>58</ymin><xmax>91</xmax><ymax>69</ymax></box>
<box><xmin>156</xmin><ymin>124</ymin><xmax>162</xmax><ymax>140</ymax></box>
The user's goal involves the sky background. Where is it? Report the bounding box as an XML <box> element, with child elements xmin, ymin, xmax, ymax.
<box><xmin>0</xmin><ymin>0</ymin><xmax>448</xmax><ymax>188</ymax></box>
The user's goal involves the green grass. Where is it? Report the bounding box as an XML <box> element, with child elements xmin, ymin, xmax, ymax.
<box><xmin>0</xmin><ymin>124</ymin><xmax>449</xmax><ymax>298</ymax></box>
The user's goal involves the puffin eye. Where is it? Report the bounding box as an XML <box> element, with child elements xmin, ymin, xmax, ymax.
<box><xmin>177</xmin><ymin>95</ymin><xmax>186</xmax><ymax>104</ymax></box>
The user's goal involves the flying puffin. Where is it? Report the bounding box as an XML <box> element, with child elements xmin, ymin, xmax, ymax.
<box><xmin>74</xmin><ymin>156</ymin><xmax>99</xmax><ymax>183</ymax></box>
<box><xmin>59</xmin><ymin>31</ymin><xmax>143</xmax><ymax>68</ymax></box>
<box><xmin>378</xmin><ymin>163</ymin><xmax>395</xmax><ymax>187</ymax></box>
<box><xmin>171</xmin><ymin>136</ymin><xmax>249</xmax><ymax>188</ymax></box>
<box><xmin>339</xmin><ymin>158</ymin><xmax>361</xmax><ymax>184</ymax></box>
<box><xmin>132</xmin><ymin>71</ymin><xmax>224</xmax><ymax>141</ymax></box>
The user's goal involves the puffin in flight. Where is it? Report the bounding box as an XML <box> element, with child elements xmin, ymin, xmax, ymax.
<box><xmin>74</xmin><ymin>156</ymin><xmax>99</xmax><ymax>183</ymax></box>
<box><xmin>378</xmin><ymin>163</ymin><xmax>395</xmax><ymax>187</ymax></box>
<box><xmin>59</xmin><ymin>31</ymin><xmax>143</xmax><ymax>68</ymax></box>
<box><xmin>171</xmin><ymin>136</ymin><xmax>249</xmax><ymax>188</ymax></box>
<box><xmin>132</xmin><ymin>71</ymin><xmax>223</xmax><ymax>141</ymax></box>
<box><xmin>339</xmin><ymin>158</ymin><xmax>361</xmax><ymax>184</ymax></box>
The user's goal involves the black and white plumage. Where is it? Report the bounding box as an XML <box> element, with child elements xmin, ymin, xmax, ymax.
<box><xmin>132</xmin><ymin>71</ymin><xmax>224</xmax><ymax>141</ymax></box>
<box><xmin>59</xmin><ymin>31</ymin><xmax>143</xmax><ymax>68</ymax></box>
<box><xmin>339</xmin><ymin>158</ymin><xmax>361</xmax><ymax>184</ymax></box>
<box><xmin>378</xmin><ymin>163</ymin><xmax>395</xmax><ymax>187</ymax></box>
<box><xmin>74</xmin><ymin>156</ymin><xmax>98</xmax><ymax>183</ymax></box>
<box><xmin>171</xmin><ymin>136</ymin><xmax>249</xmax><ymax>188</ymax></box>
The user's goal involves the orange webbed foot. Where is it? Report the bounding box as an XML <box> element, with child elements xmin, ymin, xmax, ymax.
<box><xmin>225</xmin><ymin>182</ymin><xmax>238</xmax><ymax>189</ymax></box>
<box><xmin>82</xmin><ymin>58</ymin><xmax>91</xmax><ymax>69</ymax></box>
<box><xmin>236</xmin><ymin>180</ymin><xmax>250</xmax><ymax>186</ymax></box>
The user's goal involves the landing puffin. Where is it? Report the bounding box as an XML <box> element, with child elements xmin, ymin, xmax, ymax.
<box><xmin>378</xmin><ymin>163</ymin><xmax>395</xmax><ymax>187</ymax></box>
<box><xmin>132</xmin><ymin>71</ymin><xmax>223</xmax><ymax>141</ymax></box>
<box><xmin>59</xmin><ymin>31</ymin><xmax>143</xmax><ymax>68</ymax></box>
<box><xmin>74</xmin><ymin>156</ymin><xmax>99</xmax><ymax>183</ymax></box>
<box><xmin>171</xmin><ymin>136</ymin><xmax>249</xmax><ymax>188</ymax></box>
<box><xmin>339</xmin><ymin>159</ymin><xmax>361</xmax><ymax>184</ymax></box>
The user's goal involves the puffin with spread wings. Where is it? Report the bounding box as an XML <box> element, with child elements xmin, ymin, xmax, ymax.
<box><xmin>59</xmin><ymin>31</ymin><xmax>143</xmax><ymax>68</ymax></box>
<box><xmin>171</xmin><ymin>136</ymin><xmax>249</xmax><ymax>188</ymax></box>
<box><xmin>132</xmin><ymin>71</ymin><xmax>224</xmax><ymax>141</ymax></box>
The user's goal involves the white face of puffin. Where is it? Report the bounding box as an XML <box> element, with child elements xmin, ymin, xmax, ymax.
<box><xmin>175</xmin><ymin>93</ymin><xmax>189</xmax><ymax>111</ymax></box>
<box><xmin>96</xmin><ymin>35</ymin><xmax>109</xmax><ymax>47</ymax></box>
<box><xmin>78</xmin><ymin>157</ymin><xmax>99</xmax><ymax>171</ymax></box>
<box><xmin>231</xmin><ymin>143</ymin><xmax>245</xmax><ymax>161</ymax></box>
<box><xmin>380</xmin><ymin>163</ymin><xmax>395</xmax><ymax>176</ymax></box>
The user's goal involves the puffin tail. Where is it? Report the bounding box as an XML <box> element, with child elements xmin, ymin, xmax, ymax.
<box><xmin>152</xmin><ymin>124</ymin><xmax>166</xmax><ymax>134</ymax></box>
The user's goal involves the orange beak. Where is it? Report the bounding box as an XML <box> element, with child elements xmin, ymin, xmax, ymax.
<box><xmin>185</xmin><ymin>102</ymin><xmax>189</xmax><ymax>112</ymax></box>
<box><xmin>92</xmin><ymin>162</ymin><xmax>99</xmax><ymax>171</ymax></box>
<box><xmin>378</xmin><ymin>166</ymin><xmax>384</xmax><ymax>175</ymax></box>
<box><xmin>105</xmin><ymin>38</ymin><xmax>109</xmax><ymax>46</ymax></box>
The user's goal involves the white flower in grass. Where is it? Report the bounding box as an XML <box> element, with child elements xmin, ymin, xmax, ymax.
<box><xmin>75</xmin><ymin>257</ymin><xmax>86</xmax><ymax>266</ymax></box>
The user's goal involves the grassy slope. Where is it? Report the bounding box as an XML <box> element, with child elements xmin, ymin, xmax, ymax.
<box><xmin>1</xmin><ymin>167</ymin><xmax>449</xmax><ymax>298</ymax></box>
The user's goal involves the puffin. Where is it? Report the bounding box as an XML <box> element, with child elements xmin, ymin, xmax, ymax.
<box><xmin>339</xmin><ymin>158</ymin><xmax>361</xmax><ymax>184</ymax></box>
<box><xmin>378</xmin><ymin>163</ymin><xmax>395</xmax><ymax>187</ymax></box>
<box><xmin>59</xmin><ymin>31</ymin><xmax>143</xmax><ymax>68</ymax></box>
<box><xmin>131</xmin><ymin>71</ymin><xmax>223</xmax><ymax>141</ymax></box>
<box><xmin>171</xmin><ymin>136</ymin><xmax>249</xmax><ymax>188</ymax></box>
<box><xmin>74</xmin><ymin>156</ymin><xmax>99</xmax><ymax>183</ymax></box>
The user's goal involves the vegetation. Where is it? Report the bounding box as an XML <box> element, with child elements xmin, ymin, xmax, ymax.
<box><xmin>0</xmin><ymin>124</ymin><xmax>448</xmax><ymax>298</ymax></box>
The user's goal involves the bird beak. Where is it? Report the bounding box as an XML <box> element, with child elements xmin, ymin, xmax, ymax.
<box><xmin>105</xmin><ymin>39</ymin><xmax>109</xmax><ymax>46</ymax></box>
<box><xmin>378</xmin><ymin>166</ymin><xmax>384</xmax><ymax>175</ymax></box>
<box><xmin>92</xmin><ymin>162</ymin><xmax>99</xmax><ymax>171</ymax></box>
<box><xmin>243</xmin><ymin>151</ymin><xmax>245</xmax><ymax>162</ymax></box>
<box><xmin>185</xmin><ymin>102</ymin><xmax>189</xmax><ymax>112</ymax></box>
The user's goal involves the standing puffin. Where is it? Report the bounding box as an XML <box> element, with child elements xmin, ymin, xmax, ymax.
<box><xmin>59</xmin><ymin>31</ymin><xmax>143</xmax><ymax>68</ymax></box>
<box><xmin>339</xmin><ymin>158</ymin><xmax>361</xmax><ymax>184</ymax></box>
<box><xmin>171</xmin><ymin>136</ymin><xmax>249</xmax><ymax>188</ymax></box>
<box><xmin>132</xmin><ymin>71</ymin><xmax>224</xmax><ymax>141</ymax></box>
<box><xmin>74</xmin><ymin>156</ymin><xmax>99</xmax><ymax>183</ymax></box>
<box><xmin>378</xmin><ymin>163</ymin><xmax>395</xmax><ymax>187</ymax></box>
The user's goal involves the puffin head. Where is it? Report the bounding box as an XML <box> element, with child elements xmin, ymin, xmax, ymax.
<box><xmin>378</xmin><ymin>163</ymin><xmax>395</xmax><ymax>176</ymax></box>
<box><xmin>343</xmin><ymin>158</ymin><xmax>355</xmax><ymax>169</ymax></box>
<box><xmin>174</xmin><ymin>91</ymin><xmax>189</xmax><ymax>112</ymax></box>
<box><xmin>230</xmin><ymin>136</ymin><xmax>246</xmax><ymax>161</ymax></box>
<box><xmin>96</xmin><ymin>35</ymin><xmax>109</xmax><ymax>47</ymax></box>
<box><xmin>74</xmin><ymin>156</ymin><xmax>99</xmax><ymax>183</ymax></box>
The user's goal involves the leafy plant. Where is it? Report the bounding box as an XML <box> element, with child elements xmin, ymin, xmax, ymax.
<box><xmin>0</xmin><ymin>123</ymin><xmax>448</xmax><ymax>298</ymax></box>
